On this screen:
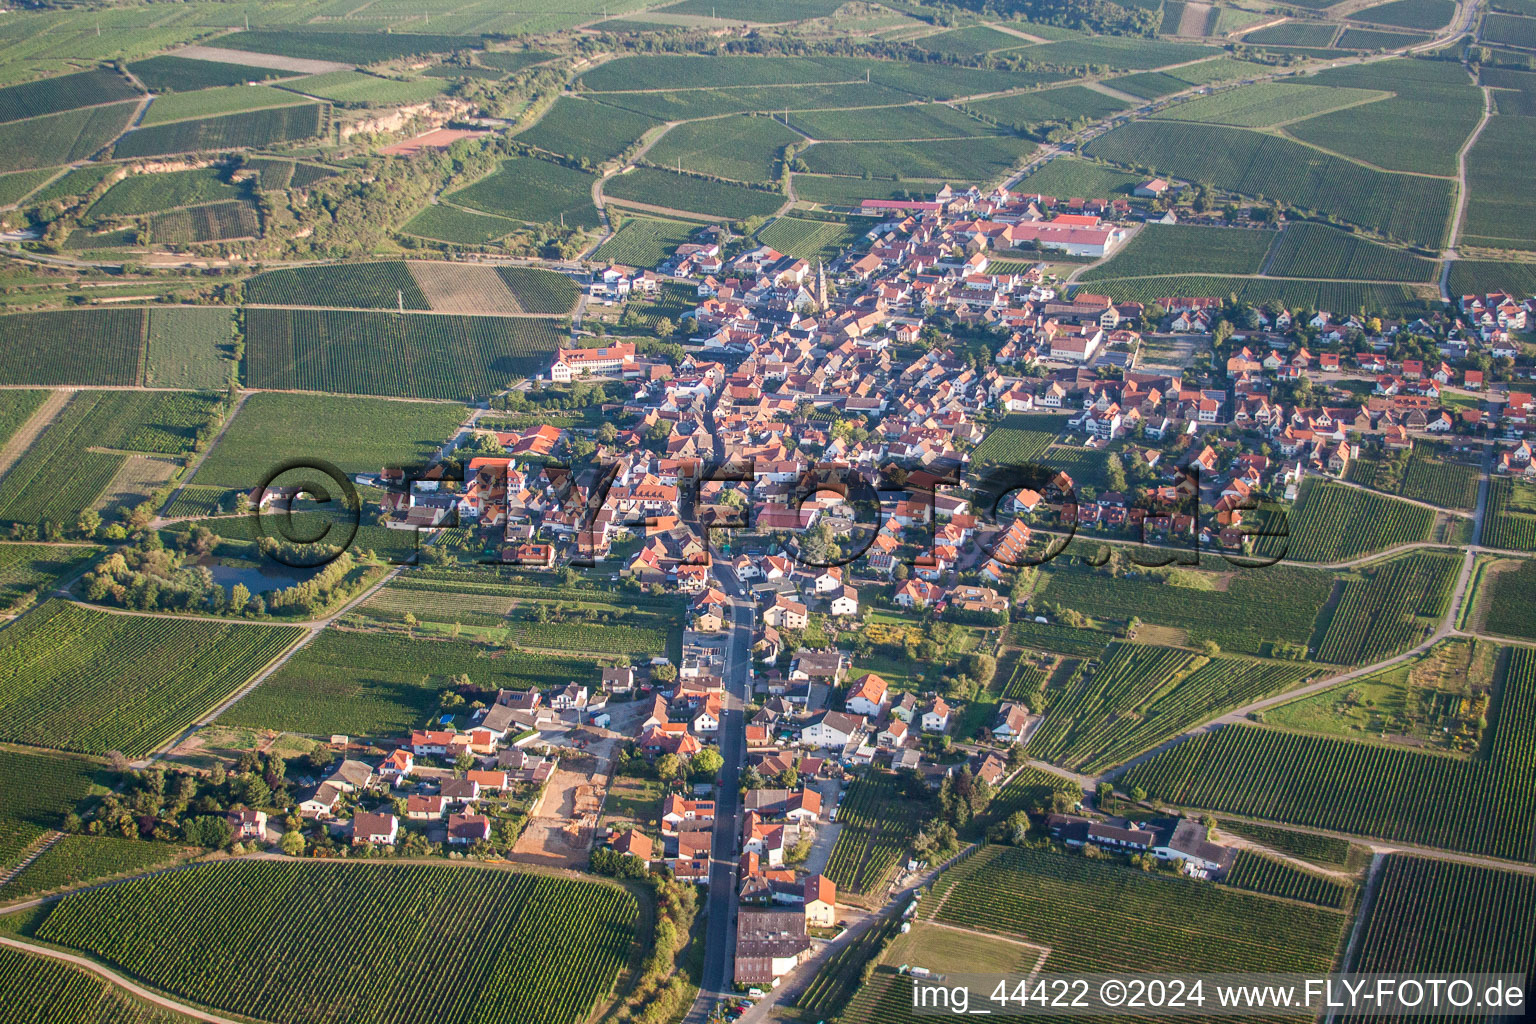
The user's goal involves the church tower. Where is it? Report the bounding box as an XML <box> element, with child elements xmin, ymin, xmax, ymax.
<box><xmin>815</xmin><ymin>261</ymin><xmax>827</xmax><ymax>308</ymax></box>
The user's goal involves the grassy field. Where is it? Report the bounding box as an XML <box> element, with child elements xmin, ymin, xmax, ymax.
<box><xmin>1352</xmin><ymin>0</ymin><xmax>1456</xmax><ymax>27</ymax></box>
<box><xmin>243</xmin><ymin>308</ymin><xmax>561</xmax><ymax>401</ymax></box>
<box><xmin>128</xmin><ymin>55</ymin><xmax>289</xmax><ymax>92</ymax></box>
<box><xmin>141</xmin><ymin>83</ymin><xmax>310</xmax><ymax>125</ymax></box>
<box><xmin>0</xmin><ymin>543</ymin><xmax>99</xmax><ymax>612</ymax></box>
<box><xmin>113</xmin><ymin>103</ymin><xmax>324</xmax><ymax>159</ymax></box>
<box><xmin>400</xmin><ymin>203</ymin><xmax>521</xmax><ymax>244</ymax></box>
<box><xmin>517</xmin><ymin>97</ymin><xmax>658</xmax><ymax>165</ymax></box>
<box><xmin>605</xmin><ymin>167</ymin><xmax>784</xmax><ymax>220</ymax></box>
<box><xmin>1460</xmin><ymin>113</ymin><xmax>1536</xmax><ymax>251</ymax></box>
<box><xmin>1086</xmin><ymin>119</ymin><xmax>1454</xmax><ymax>247</ymax></box>
<box><xmin>785</xmin><ymin>103</ymin><xmax>999</xmax><ymax>141</ymax></box>
<box><xmin>1079</xmin><ymin>224</ymin><xmax>1274</xmax><ymax>281</ymax></box>
<box><xmin>1266</xmin><ymin>222</ymin><xmax>1440</xmax><ymax>282</ymax></box>
<box><xmin>192</xmin><ymin>392</ymin><xmax>466</xmax><ymax>488</ymax></box>
<box><xmin>0</xmin><ymin>599</ymin><xmax>304</xmax><ymax>758</ymax></box>
<box><xmin>0</xmin><ymin>101</ymin><xmax>137</xmax><ymax>174</ymax></box>
<box><xmin>33</xmin><ymin>859</ymin><xmax>639</xmax><ymax>1024</ymax></box>
<box><xmin>964</xmin><ymin>85</ymin><xmax>1132</xmax><ymax>133</ymax></box>
<box><xmin>799</xmin><ymin>135</ymin><xmax>1034</xmax><ymax>181</ymax></box>
<box><xmin>1066</xmin><ymin>274</ymin><xmax>1437</xmax><ymax>317</ymax></box>
<box><xmin>246</xmin><ymin>262</ymin><xmax>431</xmax><ymax>310</ymax></box>
<box><xmin>1153</xmin><ymin>82</ymin><xmax>1385</xmax><ymax>128</ymax></box>
<box><xmin>591</xmin><ymin>215</ymin><xmax>699</xmax><ymax>266</ymax></box>
<box><xmin>0</xmin><ymin>67</ymin><xmax>139</xmax><ymax>124</ymax></box>
<box><xmin>446</xmin><ymin>156</ymin><xmax>600</xmax><ymax>229</ymax></box>
<box><xmin>646</xmin><ymin>114</ymin><xmax>798</xmax><ymax>183</ymax></box>
<box><xmin>281</xmin><ymin>70</ymin><xmax>448</xmax><ymax>106</ymax></box>
<box><xmin>221</xmin><ymin>627</ymin><xmax>597</xmax><ymax>736</ymax></box>
<box><xmin>755</xmin><ymin>215</ymin><xmax>865</xmax><ymax>262</ymax></box>
<box><xmin>1013</xmin><ymin>156</ymin><xmax>1143</xmax><ymax>197</ymax></box>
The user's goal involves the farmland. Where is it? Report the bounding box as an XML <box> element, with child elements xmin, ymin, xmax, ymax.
<box><xmin>1313</xmin><ymin>552</ymin><xmax>1459</xmax><ymax>664</ymax></box>
<box><xmin>0</xmin><ymin>944</ymin><xmax>198</xmax><ymax>1024</ymax></box>
<box><xmin>0</xmin><ymin>749</ymin><xmax>100</xmax><ymax>873</ymax></box>
<box><xmin>969</xmin><ymin>414</ymin><xmax>1066</xmax><ymax>467</ymax></box>
<box><xmin>281</xmin><ymin>70</ymin><xmax>447</xmax><ymax>106</ymax></box>
<box><xmin>799</xmin><ymin>136</ymin><xmax>1034</xmax><ymax>182</ymax></box>
<box><xmin>401</xmin><ymin>204</ymin><xmax>520</xmax><ymax>244</ymax></box>
<box><xmin>752</xmin><ymin>215</ymin><xmax>860</xmax><ymax>264</ymax></box>
<box><xmin>1347</xmin><ymin>440</ymin><xmax>1480</xmax><ymax>508</ymax></box>
<box><xmin>790</xmin><ymin>174</ymin><xmax>966</xmax><ymax>206</ymax></box>
<box><xmin>1485</xmin><ymin>11</ymin><xmax>1536</xmax><ymax>47</ymax></box>
<box><xmin>0</xmin><ymin>101</ymin><xmax>137</xmax><ymax>174</ymax></box>
<box><xmin>128</xmin><ymin>55</ymin><xmax>288</xmax><ymax>92</ymax></box>
<box><xmin>595</xmin><ymin>82</ymin><xmax>911</xmax><ymax>122</ymax></box>
<box><xmin>214</xmin><ymin>29</ymin><xmax>481</xmax><ymax>65</ymax></box>
<box><xmin>1266</xmin><ymin>222</ymin><xmax>1440</xmax><ymax>282</ymax></box>
<box><xmin>1217</xmin><ymin>819</ymin><xmax>1354</xmax><ymax>867</ymax></box>
<box><xmin>824</xmin><ymin>772</ymin><xmax>922</xmax><ymax>898</ymax></box>
<box><xmin>0</xmin><ymin>544</ymin><xmax>99</xmax><ymax>612</ymax></box>
<box><xmin>1013</xmin><ymin>157</ymin><xmax>1143</xmax><ymax>198</ymax></box>
<box><xmin>983</xmin><ymin>764</ymin><xmax>1078</xmax><ymax>823</ymax></box>
<box><xmin>0</xmin><ymin>835</ymin><xmax>192</xmax><ymax>902</ymax></box>
<box><xmin>604</xmin><ymin>168</ymin><xmax>784</xmax><ymax>220</ymax></box>
<box><xmin>1067</xmin><ymin>274</ymin><xmax>1436</xmax><ymax>317</ymax></box>
<box><xmin>0</xmin><ymin>68</ymin><xmax>139</xmax><ymax>123</ymax></box>
<box><xmin>1221</xmin><ymin>851</ymin><xmax>1355</xmax><ymax>909</ymax></box>
<box><xmin>1460</xmin><ymin>114</ymin><xmax>1536</xmax><ymax>251</ymax></box>
<box><xmin>89</xmin><ymin>166</ymin><xmax>243</xmax><ymax>218</ymax></box>
<box><xmin>1153</xmin><ymin>82</ymin><xmax>1385</xmax><ymax>128</ymax></box>
<box><xmin>592</xmin><ymin>216</ymin><xmax>699</xmax><ymax>267</ymax></box>
<box><xmin>1006</xmin><ymin>619</ymin><xmax>1115</xmax><ymax>658</ymax></box>
<box><xmin>1271</xmin><ymin>480</ymin><xmax>1436</xmax><ymax>563</ymax></box>
<box><xmin>1085</xmin><ymin>120</ymin><xmax>1454</xmax><ymax>248</ymax></box>
<box><xmin>144</xmin><ymin>307</ymin><xmax>236</xmax><ymax>388</ymax></box>
<box><xmin>34</xmin><ymin>859</ymin><xmax>639</xmax><ymax>1024</ymax></box>
<box><xmin>113</xmin><ymin>103</ymin><xmax>323</xmax><ymax>159</ymax></box>
<box><xmin>1481</xmin><ymin>559</ymin><xmax>1536</xmax><ymax>640</ymax></box>
<box><xmin>1078</xmin><ymin>224</ymin><xmax>1275</xmax><ymax>281</ymax></box>
<box><xmin>1245</xmin><ymin>22</ymin><xmax>1343</xmax><ymax>45</ymax></box>
<box><xmin>149</xmin><ymin>200</ymin><xmax>260</xmax><ymax>243</ymax></box>
<box><xmin>785</xmin><ymin>103</ymin><xmax>998</xmax><ymax>141</ymax></box>
<box><xmin>141</xmin><ymin>84</ymin><xmax>308</xmax><ymax>125</ymax></box>
<box><xmin>243</xmin><ymin>307</ymin><xmax>561</xmax><ymax>400</ymax></box>
<box><xmin>221</xmin><ymin>627</ymin><xmax>595</xmax><ymax>737</ymax></box>
<box><xmin>0</xmin><ymin>600</ymin><xmax>303</xmax><ymax>758</ymax></box>
<box><xmin>646</xmin><ymin>115</ymin><xmax>799</xmax><ymax>183</ymax></box>
<box><xmin>247</xmin><ymin>262</ymin><xmax>430</xmax><ymax>310</ymax></box>
<box><xmin>192</xmin><ymin>392</ymin><xmax>465</xmax><ymax>489</ymax></box>
<box><xmin>1028</xmin><ymin>642</ymin><xmax>1314</xmax><ymax>773</ymax></box>
<box><xmin>1123</xmin><ymin>646</ymin><xmax>1536</xmax><ymax>859</ymax></box>
<box><xmin>1353</xmin><ymin>0</ymin><xmax>1457</xmax><ymax>28</ymax></box>
<box><xmin>923</xmin><ymin>845</ymin><xmax>1347</xmax><ymax>972</ymax></box>
<box><xmin>1481</xmin><ymin>477</ymin><xmax>1536</xmax><ymax>551</ymax></box>
<box><xmin>1352</xmin><ymin>856</ymin><xmax>1536</xmax><ymax>978</ymax></box>
<box><xmin>517</xmin><ymin>97</ymin><xmax>658</xmax><ymax>165</ymax></box>
<box><xmin>965</xmin><ymin>85</ymin><xmax>1131</xmax><ymax>131</ymax></box>
<box><xmin>446</xmin><ymin>156</ymin><xmax>600</xmax><ymax>229</ymax></box>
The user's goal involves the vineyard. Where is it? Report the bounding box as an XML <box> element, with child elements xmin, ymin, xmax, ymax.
<box><xmin>0</xmin><ymin>835</ymin><xmax>192</xmax><ymax>902</ymax></box>
<box><xmin>1268</xmin><ymin>480</ymin><xmax>1435</xmax><ymax>563</ymax></box>
<box><xmin>1265</xmin><ymin>222</ymin><xmax>1440</xmax><ymax>283</ymax></box>
<box><xmin>1484</xmin><ymin>476</ymin><xmax>1536</xmax><ymax>551</ymax></box>
<box><xmin>647</xmin><ymin>114</ymin><xmax>799</xmax><ymax>184</ymax></box>
<box><xmin>1351</xmin><ymin>856</ymin><xmax>1536</xmax><ymax>982</ymax></box>
<box><xmin>795</xmin><ymin>913</ymin><xmax>903</xmax><ymax>1017</ymax></box>
<box><xmin>144</xmin><ymin>307</ymin><xmax>236</xmax><ymax>389</ymax></box>
<box><xmin>446</xmin><ymin>156</ymin><xmax>601</xmax><ymax>229</ymax></box>
<box><xmin>592</xmin><ymin>216</ymin><xmax>699</xmax><ymax>267</ymax></box>
<box><xmin>799</xmin><ymin>136</ymin><xmax>1033</xmax><ymax>183</ymax></box>
<box><xmin>0</xmin><ymin>600</ymin><xmax>304</xmax><ymax>758</ymax></box>
<box><xmin>0</xmin><ymin>307</ymin><xmax>144</xmax><ymax>387</ymax></box>
<box><xmin>0</xmin><ymin>543</ymin><xmax>98</xmax><ymax>612</ymax></box>
<box><xmin>34</xmin><ymin>859</ymin><xmax>640</xmax><ymax>1024</ymax></box>
<box><xmin>1314</xmin><ymin>552</ymin><xmax>1459</xmax><ymax>664</ymax></box>
<box><xmin>969</xmin><ymin>414</ymin><xmax>1066</xmax><ymax>467</ymax></box>
<box><xmin>984</xmin><ymin>765</ymin><xmax>1078</xmax><ymax>823</ymax></box>
<box><xmin>243</xmin><ymin>308</ymin><xmax>561</xmax><ymax>401</ymax></box>
<box><xmin>191</xmin><ymin>392</ymin><xmax>465</xmax><ymax>488</ymax></box>
<box><xmin>246</xmin><ymin>262</ymin><xmax>431</xmax><ymax>310</ymax></box>
<box><xmin>518</xmin><ymin>97</ymin><xmax>659</xmax><ymax>165</ymax></box>
<box><xmin>824</xmin><ymin>772</ymin><xmax>923</xmax><ymax>898</ymax></box>
<box><xmin>1006</xmin><ymin>619</ymin><xmax>1114</xmax><ymax>658</ymax></box>
<box><xmin>1028</xmin><ymin>643</ymin><xmax>1314</xmax><ymax>773</ymax></box>
<box><xmin>1220</xmin><ymin>850</ymin><xmax>1355</xmax><ymax>909</ymax></box>
<box><xmin>1078</xmin><ymin>223</ymin><xmax>1274</xmax><ymax>281</ymax></box>
<box><xmin>605</xmin><ymin>167</ymin><xmax>785</xmax><ymax>220</ymax></box>
<box><xmin>113</xmin><ymin>103</ymin><xmax>324</xmax><ymax>158</ymax></box>
<box><xmin>221</xmin><ymin>627</ymin><xmax>595</xmax><ymax>737</ymax></box>
<box><xmin>88</xmin><ymin>167</ymin><xmax>243</xmax><ymax>218</ymax></box>
<box><xmin>128</xmin><ymin>54</ymin><xmax>286</xmax><ymax>92</ymax></box>
<box><xmin>0</xmin><ymin>102</ymin><xmax>137</xmax><ymax>175</ymax></box>
<box><xmin>755</xmin><ymin>215</ymin><xmax>865</xmax><ymax>264</ymax></box>
<box><xmin>141</xmin><ymin>84</ymin><xmax>308</xmax><ymax>126</ymax></box>
<box><xmin>923</xmin><ymin>846</ymin><xmax>1348</xmax><ymax>972</ymax></box>
<box><xmin>1123</xmin><ymin>646</ymin><xmax>1536</xmax><ymax>859</ymax></box>
<box><xmin>0</xmin><ymin>749</ymin><xmax>100</xmax><ymax>874</ymax></box>
<box><xmin>0</xmin><ymin>945</ymin><xmax>195</xmax><ymax>1024</ymax></box>
<box><xmin>149</xmin><ymin>200</ymin><xmax>260</xmax><ymax>243</ymax></box>
<box><xmin>0</xmin><ymin>68</ymin><xmax>139</xmax><ymax>123</ymax></box>
<box><xmin>1481</xmin><ymin>558</ymin><xmax>1536</xmax><ymax>640</ymax></box>
<box><xmin>1150</xmin><ymin>81</ymin><xmax>1384</xmax><ymax>129</ymax></box>
<box><xmin>1348</xmin><ymin>441</ymin><xmax>1480</xmax><ymax>509</ymax></box>
<box><xmin>1217</xmin><ymin>819</ymin><xmax>1353</xmax><ymax>867</ymax></box>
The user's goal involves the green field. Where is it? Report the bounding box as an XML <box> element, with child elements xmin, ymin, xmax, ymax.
<box><xmin>1269</xmin><ymin>480</ymin><xmax>1436</xmax><ymax>563</ymax></box>
<box><xmin>1485</xmin><ymin>11</ymin><xmax>1536</xmax><ymax>46</ymax></box>
<box><xmin>1314</xmin><ymin>552</ymin><xmax>1459</xmax><ymax>664</ymax></box>
<box><xmin>401</xmin><ymin>203</ymin><xmax>521</xmax><ymax>244</ymax></box>
<box><xmin>0</xmin><ymin>67</ymin><xmax>139</xmax><ymax>124</ymax></box>
<box><xmin>1079</xmin><ymin>223</ymin><xmax>1275</xmax><ymax>281</ymax></box>
<box><xmin>0</xmin><ymin>600</ymin><xmax>303</xmax><ymax>758</ymax></box>
<box><xmin>790</xmin><ymin>174</ymin><xmax>963</xmax><ymax>205</ymax></box>
<box><xmin>1013</xmin><ymin>156</ymin><xmax>1144</xmax><ymax>197</ymax></box>
<box><xmin>755</xmin><ymin>215</ymin><xmax>865</xmax><ymax>263</ymax></box>
<box><xmin>1482</xmin><ymin>559</ymin><xmax>1536</xmax><ymax>640</ymax></box>
<box><xmin>1124</xmin><ymin>647</ymin><xmax>1536</xmax><ymax>859</ymax></box>
<box><xmin>142</xmin><ymin>307</ymin><xmax>235</xmax><ymax>389</ymax></box>
<box><xmin>0</xmin><ymin>306</ymin><xmax>145</xmax><ymax>384</ymax></box>
<box><xmin>1028</xmin><ymin>36</ymin><xmax>1220</xmax><ymax>70</ymax></box>
<box><xmin>0</xmin><ymin>748</ymin><xmax>101</xmax><ymax>873</ymax></box>
<box><xmin>1086</xmin><ymin>119</ymin><xmax>1455</xmax><ymax>247</ymax></box>
<box><xmin>148</xmin><ymin>199</ymin><xmax>260</xmax><ymax>243</ymax></box>
<box><xmin>0</xmin><ymin>834</ymin><xmax>191</xmax><ymax>902</ymax></box>
<box><xmin>128</xmin><ymin>55</ymin><xmax>290</xmax><ymax>92</ymax></box>
<box><xmin>0</xmin><ymin>168</ymin><xmax>56</xmax><ymax>206</ymax></box>
<box><xmin>444</xmin><ymin>156</ymin><xmax>598</xmax><ymax>229</ymax></box>
<box><xmin>1352</xmin><ymin>0</ymin><xmax>1456</xmax><ymax>27</ymax></box>
<box><xmin>1243</xmin><ymin>22</ymin><xmax>1340</xmax><ymax>45</ymax></box>
<box><xmin>1153</xmin><ymin>82</ymin><xmax>1385</xmax><ymax>128</ymax></box>
<box><xmin>281</xmin><ymin>70</ymin><xmax>448</xmax><ymax>106</ymax></box>
<box><xmin>1109</xmin><ymin>57</ymin><xmax>1275</xmax><ymax>99</ymax></box>
<box><xmin>591</xmin><ymin>215</ymin><xmax>699</xmax><ymax>266</ymax></box>
<box><xmin>192</xmin><ymin>392</ymin><xmax>466</xmax><ymax>489</ymax></box>
<box><xmin>89</xmin><ymin>167</ymin><xmax>247</xmax><ymax>218</ymax></box>
<box><xmin>214</xmin><ymin>29</ymin><xmax>484</xmax><ymax>65</ymax></box>
<box><xmin>0</xmin><ymin>101</ymin><xmax>137</xmax><ymax>174</ymax></box>
<box><xmin>243</xmin><ymin>308</ymin><xmax>561</xmax><ymax>401</ymax></box>
<box><xmin>0</xmin><ymin>543</ymin><xmax>97</xmax><ymax>612</ymax></box>
<box><xmin>1065</xmin><ymin>274</ymin><xmax>1436</xmax><ymax>316</ymax></box>
<box><xmin>0</xmin><ymin>943</ymin><xmax>198</xmax><ymax>1024</ymax></box>
<box><xmin>221</xmin><ymin>627</ymin><xmax>596</xmax><ymax>736</ymax></box>
<box><xmin>1266</xmin><ymin>222</ymin><xmax>1441</xmax><ymax>282</ymax></box>
<box><xmin>247</xmin><ymin>262</ymin><xmax>430</xmax><ymax>310</ymax></box>
<box><xmin>113</xmin><ymin>103</ymin><xmax>324</xmax><ymax>159</ymax></box>
<box><xmin>1460</xmin><ymin>113</ymin><xmax>1536</xmax><ymax>251</ymax></box>
<box><xmin>141</xmin><ymin>84</ymin><xmax>309</xmax><ymax>125</ymax></box>
<box><xmin>33</xmin><ymin>859</ymin><xmax>638</xmax><ymax>1024</ymax></box>
<box><xmin>605</xmin><ymin>167</ymin><xmax>784</xmax><ymax>220</ymax></box>
<box><xmin>595</xmin><ymin>82</ymin><xmax>912</xmax><ymax>122</ymax></box>
<box><xmin>965</xmin><ymin>86</ymin><xmax>1132</xmax><ymax>133</ymax></box>
<box><xmin>647</xmin><ymin>114</ymin><xmax>799</xmax><ymax>183</ymax></box>
<box><xmin>517</xmin><ymin>97</ymin><xmax>658</xmax><ymax>165</ymax></box>
<box><xmin>28</xmin><ymin>163</ymin><xmax>116</xmax><ymax>204</ymax></box>
<box><xmin>1336</xmin><ymin>27</ymin><xmax>1431</xmax><ymax>48</ymax></box>
<box><xmin>785</xmin><ymin>102</ymin><xmax>999</xmax><ymax>141</ymax></box>
<box><xmin>799</xmin><ymin>135</ymin><xmax>1034</xmax><ymax>182</ymax></box>
<box><xmin>1484</xmin><ymin>476</ymin><xmax>1536</xmax><ymax>551</ymax></box>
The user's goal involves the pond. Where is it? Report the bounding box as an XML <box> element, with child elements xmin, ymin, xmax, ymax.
<box><xmin>200</xmin><ymin>558</ymin><xmax>315</xmax><ymax>594</ymax></box>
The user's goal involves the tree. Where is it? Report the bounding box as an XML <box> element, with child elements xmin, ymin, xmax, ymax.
<box><xmin>454</xmin><ymin>750</ymin><xmax>475</xmax><ymax>772</ymax></box>
<box><xmin>655</xmin><ymin>753</ymin><xmax>683</xmax><ymax>783</ymax></box>
<box><xmin>403</xmin><ymin>612</ymin><xmax>418</xmax><ymax>636</ymax></box>
<box><xmin>229</xmin><ymin>583</ymin><xmax>250</xmax><ymax>615</ymax></box>
<box><xmin>76</xmin><ymin>508</ymin><xmax>101</xmax><ymax>538</ymax></box>
<box><xmin>690</xmin><ymin>747</ymin><xmax>723</xmax><ymax>780</ymax></box>
<box><xmin>281</xmin><ymin>830</ymin><xmax>306</xmax><ymax>856</ymax></box>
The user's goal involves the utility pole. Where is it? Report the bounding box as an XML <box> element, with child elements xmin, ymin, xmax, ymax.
<box><xmin>397</xmin><ymin>289</ymin><xmax>404</xmax><ymax>313</ymax></box>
